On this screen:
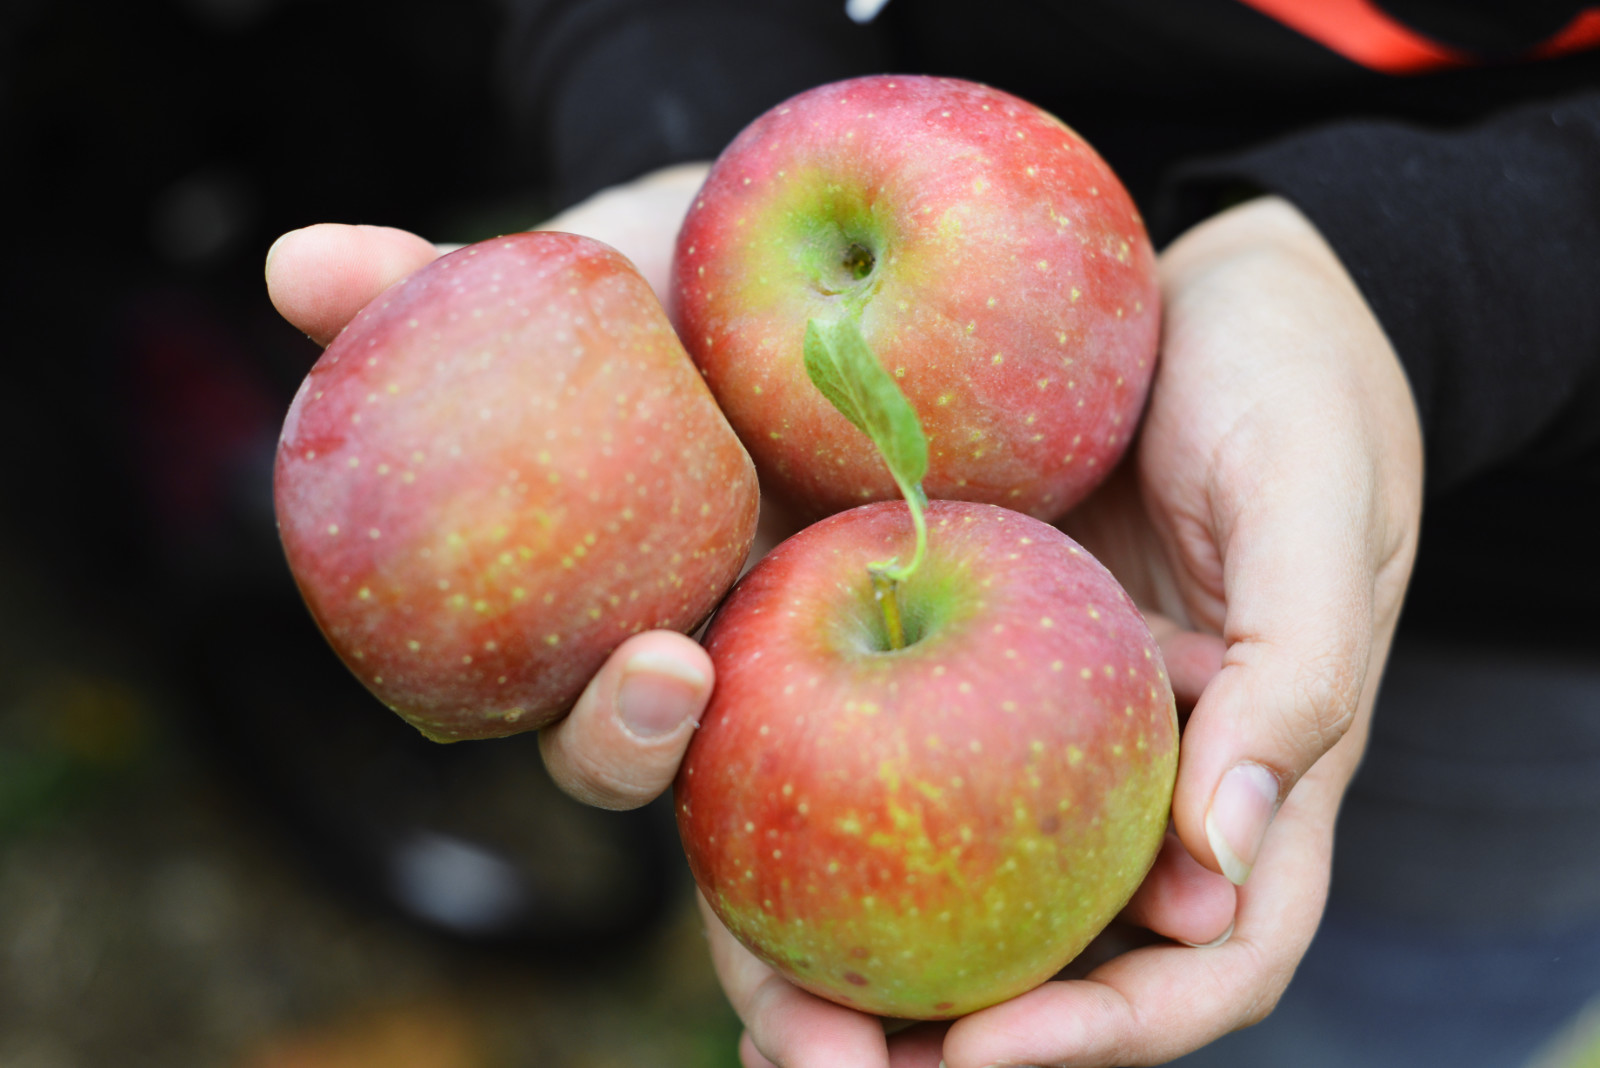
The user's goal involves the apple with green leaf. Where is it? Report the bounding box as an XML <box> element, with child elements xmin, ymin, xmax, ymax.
<box><xmin>674</xmin><ymin>317</ymin><xmax>1177</xmax><ymax>1019</ymax></box>
<box><xmin>671</xmin><ymin>74</ymin><xmax>1159</xmax><ymax>521</ymax></box>
<box><xmin>274</xmin><ymin>232</ymin><xmax>759</xmax><ymax>742</ymax></box>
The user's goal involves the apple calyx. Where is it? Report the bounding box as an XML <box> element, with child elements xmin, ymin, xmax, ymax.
<box><xmin>802</xmin><ymin>314</ymin><xmax>927</xmax><ymax>650</ymax></box>
<box><xmin>840</xmin><ymin>242</ymin><xmax>875</xmax><ymax>281</ymax></box>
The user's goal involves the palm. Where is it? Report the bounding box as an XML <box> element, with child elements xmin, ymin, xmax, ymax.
<box><xmin>1057</xmin><ymin>451</ymin><xmax>1203</xmax><ymax>634</ymax></box>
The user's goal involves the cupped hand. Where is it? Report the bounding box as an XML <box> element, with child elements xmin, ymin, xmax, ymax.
<box><xmin>927</xmin><ymin>195</ymin><xmax>1425</xmax><ymax>1067</ymax></box>
<box><xmin>264</xmin><ymin>163</ymin><xmax>742</xmax><ymax>811</ymax></box>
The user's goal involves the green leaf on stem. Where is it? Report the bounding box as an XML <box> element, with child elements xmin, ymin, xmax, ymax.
<box><xmin>803</xmin><ymin>313</ymin><xmax>928</xmax><ymax>597</ymax></box>
<box><xmin>803</xmin><ymin>316</ymin><xmax>928</xmax><ymax>505</ymax></box>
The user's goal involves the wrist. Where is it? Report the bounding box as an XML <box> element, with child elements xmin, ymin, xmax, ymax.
<box><xmin>1161</xmin><ymin>195</ymin><xmax>1355</xmax><ymax>295</ymax></box>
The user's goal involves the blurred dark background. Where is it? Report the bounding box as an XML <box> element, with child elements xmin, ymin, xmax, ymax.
<box><xmin>6</xmin><ymin>3</ymin><xmax>1600</xmax><ymax>1067</ymax></box>
<box><xmin>0</xmin><ymin>1</ymin><xmax>741</xmax><ymax>1064</ymax></box>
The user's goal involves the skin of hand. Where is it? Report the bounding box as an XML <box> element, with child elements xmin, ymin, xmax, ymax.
<box><xmin>928</xmin><ymin>195</ymin><xmax>1424</xmax><ymax>1067</ymax></box>
<box><xmin>266</xmin><ymin>184</ymin><xmax>1423</xmax><ymax>1067</ymax></box>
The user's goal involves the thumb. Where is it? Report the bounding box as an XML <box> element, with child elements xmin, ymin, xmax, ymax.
<box><xmin>1172</xmin><ymin>465</ymin><xmax>1380</xmax><ymax>886</ymax></box>
<box><xmin>265</xmin><ymin>223</ymin><xmax>441</xmax><ymax>346</ymax></box>
<box><xmin>538</xmin><ymin>631</ymin><xmax>712</xmax><ymax>810</ymax></box>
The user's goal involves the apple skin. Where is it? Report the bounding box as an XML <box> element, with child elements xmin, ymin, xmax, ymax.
<box><xmin>675</xmin><ymin>500</ymin><xmax>1177</xmax><ymax>1019</ymax></box>
<box><xmin>274</xmin><ymin>232</ymin><xmax>759</xmax><ymax>742</ymax></box>
<box><xmin>670</xmin><ymin>75</ymin><xmax>1160</xmax><ymax>522</ymax></box>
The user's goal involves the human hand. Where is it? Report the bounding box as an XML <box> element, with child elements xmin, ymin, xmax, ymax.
<box><xmin>263</xmin><ymin>163</ymin><xmax>766</xmax><ymax>812</ymax></box>
<box><xmin>925</xmin><ymin>195</ymin><xmax>1425</xmax><ymax>1066</ymax></box>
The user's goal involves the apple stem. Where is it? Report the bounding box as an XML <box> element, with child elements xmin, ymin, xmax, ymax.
<box><xmin>868</xmin><ymin>492</ymin><xmax>925</xmax><ymax>649</ymax></box>
<box><xmin>875</xmin><ymin>489</ymin><xmax>927</xmax><ymax>584</ymax></box>
<box><xmin>870</xmin><ymin>568</ymin><xmax>907</xmax><ymax>651</ymax></box>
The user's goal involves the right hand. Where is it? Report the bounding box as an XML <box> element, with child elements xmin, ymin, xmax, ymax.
<box><xmin>263</xmin><ymin>162</ymin><xmax>769</xmax><ymax>814</ymax></box>
<box><xmin>929</xmin><ymin>196</ymin><xmax>1424</xmax><ymax>1068</ymax></box>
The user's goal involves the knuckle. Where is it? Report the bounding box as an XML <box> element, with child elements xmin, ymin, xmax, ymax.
<box><xmin>539</xmin><ymin>729</ymin><xmax>666</xmax><ymax>811</ymax></box>
<box><xmin>1286</xmin><ymin>647</ymin><xmax>1363</xmax><ymax>754</ymax></box>
<box><xmin>1229</xmin><ymin>939</ymin><xmax>1299</xmax><ymax>1031</ymax></box>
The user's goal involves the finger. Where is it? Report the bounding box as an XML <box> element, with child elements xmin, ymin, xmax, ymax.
<box><xmin>538</xmin><ymin>631</ymin><xmax>712</xmax><ymax>810</ymax></box>
<box><xmin>700</xmin><ymin>893</ymin><xmax>891</xmax><ymax>1068</ymax></box>
<box><xmin>739</xmin><ymin>1032</ymin><xmax>780</xmax><ymax>1068</ymax></box>
<box><xmin>943</xmin><ymin>947</ymin><xmax>1241</xmax><ymax>1067</ymax></box>
<box><xmin>941</xmin><ymin>765</ymin><xmax>1338</xmax><ymax>1068</ymax></box>
<box><xmin>265</xmin><ymin>223</ymin><xmax>440</xmax><ymax>346</ymax></box>
<box><xmin>1160</xmin><ymin>632</ymin><xmax>1227</xmax><ymax>713</ymax></box>
<box><xmin>1142</xmin><ymin>613</ymin><xmax>1226</xmax><ymax>712</ymax></box>
<box><xmin>1117</xmin><ymin>833</ymin><xmax>1237</xmax><ymax>948</ymax></box>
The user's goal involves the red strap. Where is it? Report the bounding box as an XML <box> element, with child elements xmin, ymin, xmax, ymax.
<box><xmin>1235</xmin><ymin>0</ymin><xmax>1600</xmax><ymax>74</ymax></box>
<box><xmin>1532</xmin><ymin>9</ymin><xmax>1600</xmax><ymax>57</ymax></box>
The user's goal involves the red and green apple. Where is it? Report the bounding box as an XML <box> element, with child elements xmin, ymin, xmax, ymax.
<box><xmin>274</xmin><ymin>232</ymin><xmax>759</xmax><ymax>742</ymax></box>
<box><xmin>676</xmin><ymin>498</ymin><xmax>1178</xmax><ymax>1019</ymax></box>
<box><xmin>671</xmin><ymin>74</ymin><xmax>1160</xmax><ymax>521</ymax></box>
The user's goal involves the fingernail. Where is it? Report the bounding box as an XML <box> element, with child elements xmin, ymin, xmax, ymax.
<box><xmin>1178</xmin><ymin>920</ymin><xmax>1235</xmax><ymax>949</ymax></box>
<box><xmin>617</xmin><ymin>651</ymin><xmax>707</xmax><ymax>738</ymax></box>
<box><xmin>264</xmin><ymin>231</ymin><xmax>288</xmax><ymax>281</ymax></box>
<box><xmin>1205</xmin><ymin>762</ymin><xmax>1280</xmax><ymax>885</ymax></box>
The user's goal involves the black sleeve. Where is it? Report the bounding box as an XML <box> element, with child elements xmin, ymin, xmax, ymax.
<box><xmin>497</xmin><ymin>0</ymin><xmax>885</xmax><ymax>210</ymax></box>
<box><xmin>1152</xmin><ymin>91</ymin><xmax>1600</xmax><ymax>493</ymax></box>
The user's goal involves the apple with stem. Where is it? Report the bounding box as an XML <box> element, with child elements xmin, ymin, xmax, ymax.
<box><xmin>274</xmin><ymin>232</ymin><xmax>759</xmax><ymax>742</ymax></box>
<box><xmin>671</xmin><ymin>74</ymin><xmax>1159</xmax><ymax>521</ymax></box>
<box><xmin>675</xmin><ymin>316</ymin><xmax>1177</xmax><ymax>1019</ymax></box>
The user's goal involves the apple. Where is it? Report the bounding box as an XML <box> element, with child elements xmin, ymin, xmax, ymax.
<box><xmin>670</xmin><ymin>74</ymin><xmax>1159</xmax><ymax>522</ymax></box>
<box><xmin>274</xmin><ymin>232</ymin><xmax>760</xmax><ymax>742</ymax></box>
<box><xmin>675</xmin><ymin>498</ymin><xmax>1177</xmax><ymax>1019</ymax></box>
